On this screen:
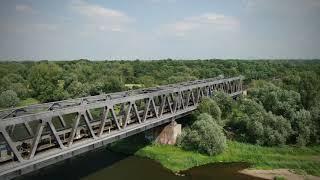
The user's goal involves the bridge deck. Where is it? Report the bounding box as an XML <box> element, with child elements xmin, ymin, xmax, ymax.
<box><xmin>0</xmin><ymin>76</ymin><xmax>243</xmax><ymax>179</ymax></box>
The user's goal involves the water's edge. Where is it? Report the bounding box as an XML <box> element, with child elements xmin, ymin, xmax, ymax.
<box><xmin>16</xmin><ymin>147</ymin><xmax>263</xmax><ymax>180</ymax></box>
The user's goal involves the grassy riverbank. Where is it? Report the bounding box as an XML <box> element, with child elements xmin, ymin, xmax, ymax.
<box><xmin>110</xmin><ymin>136</ymin><xmax>320</xmax><ymax>176</ymax></box>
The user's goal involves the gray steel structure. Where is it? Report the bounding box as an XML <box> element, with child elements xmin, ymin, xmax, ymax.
<box><xmin>0</xmin><ymin>76</ymin><xmax>243</xmax><ymax>179</ymax></box>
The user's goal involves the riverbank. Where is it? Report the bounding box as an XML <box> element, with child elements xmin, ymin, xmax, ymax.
<box><xmin>240</xmin><ymin>169</ymin><xmax>320</xmax><ymax>180</ymax></box>
<box><xmin>110</xmin><ymin>136</ymin><xmax>320</xmax><ymax>177</ymax></box>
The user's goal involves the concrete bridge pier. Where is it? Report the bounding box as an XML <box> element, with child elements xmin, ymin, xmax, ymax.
<box><xmin>145</xmin><ymin>118</ymin><xmax>182</xmax><ymax>145</ymax></box>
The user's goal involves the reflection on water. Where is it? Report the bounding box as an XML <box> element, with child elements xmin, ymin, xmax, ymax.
<box><xmin>16</xmin><ymin>148</ymin><xmax>262</xmax><ymax>180</ymax></box>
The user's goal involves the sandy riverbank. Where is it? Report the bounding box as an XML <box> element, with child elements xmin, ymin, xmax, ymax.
<box><xmin>240</xmin><ymin>169</ymin><xmax>320</xmax><ymax>180</ymax></box>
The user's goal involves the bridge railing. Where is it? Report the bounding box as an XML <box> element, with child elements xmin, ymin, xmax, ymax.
<box><xmin>0</xmin><ymin>76</ymin><xmax>243</xmax><ymax>177</ymax></box>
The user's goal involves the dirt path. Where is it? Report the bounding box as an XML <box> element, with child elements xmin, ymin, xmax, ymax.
<box><xmin>240</xmin><ymin>169</ymin><xmax>320</xmax><ymax>180</ymax></box>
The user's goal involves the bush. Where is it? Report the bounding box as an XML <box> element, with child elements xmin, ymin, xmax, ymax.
<box><xmin>212</xmin><ymin>91</ymin><xmax>234</xmax><ymax>119</ymax></box>
<box><xmin>178</xmin><ymin>113</ymin><xmax>227</xmax><ymax>156</ymax></box>
<box><xmin>198</xmin><ymin>97</ymin><xmax>222</xmax><ymax>125</ymax></box>
<box><xmin>230</xmin><ymin>99</ymin><xmax>292</xmax><ymax>146</ymax></box>
<box><xmin>290</xmin><ymin>109</ymin><xmax>314</xmax><ymax>146</ymax></box>
<box><xmin>0</xmin><ymin>90</ymin><xmax>20</xmax><ymax>108</ymax></box>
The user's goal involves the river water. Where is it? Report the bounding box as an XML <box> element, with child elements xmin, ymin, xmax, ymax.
<box><xmin>16</xmin><ymin>148</ymin><xmax>263</xmax><ymax>180</ymax></box>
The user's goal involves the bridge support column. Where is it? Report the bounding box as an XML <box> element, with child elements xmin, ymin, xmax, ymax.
<box><xmin>145</xmin><ymin>119</ymin><xmax>181</xmax><ymax>145</ymax></box>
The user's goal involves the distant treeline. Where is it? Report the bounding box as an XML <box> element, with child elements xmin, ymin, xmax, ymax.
<box><xmin>0</xmin><ymin>59</ymin><xmax>319</xmax><ymax>106</ymax></box>
<box><xmin>0</xmin><ymin>59</ymin><xmax>320</xmax><ymax>147</ymax></box>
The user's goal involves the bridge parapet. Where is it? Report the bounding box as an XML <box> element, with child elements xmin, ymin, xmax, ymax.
<box><xmin>0</xmin><ymin>76</ymin><xmax>243</xmax><ymax>179</ymax></box>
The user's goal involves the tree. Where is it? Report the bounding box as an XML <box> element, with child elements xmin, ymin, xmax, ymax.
<box><xmin>310</xmin><ymin>104</ymin><xmax>320</xmax><ymax>143</ymax></box>
<box><xmin>290</xmin><ymin>109</ymin><xmax>314</xmax><ymax>146</ymax></box>
<box><xmin>0</xmin><ymin>90</ymin><xmax>20</xmax><ymax>108</ymax></box>
<box><xmin>249</xmin><ymin>80</ymin><xmax>301</xmax><ymax>120</ymax></box>
<box><xmin>67</xmin><ymin>81</ymin><xmax>89</xmax><ymax>98</ymax></box>
<box><xmin>137</xmin><ymin>75</ymin><xmax>156</xmax><ymax>87</ymax></box>
<box><xmin>299</xmin><ymin>72</ymin><xmax>320</xmax><ymax>110</ymax></box>
<box><xmin>229</xmin><ymin>98</ymin><xmax>292</xmax><ymax>146</ymax></box>
<box><xmin>28</xmin><ymin>63</ymin><xmax>68</xmax><ymax>102</ymax></box>
<box><xmin>178</xmin><ymin>113</ymin><xmax>227</xmax><ymax>155</ymax></box>
<box><xmin>0</xmin><ymin>73</ymin><xmax>29</xmax><ymax>99</ymax></box>
<box><xmin>8</xmin><ymin>83</ymin><xmax>29</xmax><ymax>99</ymax></box>
<box><xmin>198</xmin><ymin>97</ymin><xmax>222</xmax><ymax>125</ymax></box>
<box><xmin>101</xmin><ymin>76</ymin><xmax>125</xmax><ymax>93</ymax></box>
<box><xmin>212</xmin><ymin>91</ymin><xmax>234</xmax><ymax>119</ymax></box>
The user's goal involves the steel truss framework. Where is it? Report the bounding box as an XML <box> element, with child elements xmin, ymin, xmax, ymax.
<box><xmin>0</xmin><ymin>76</ymin><xmax>243</xmax><ymax>179</ymax></box>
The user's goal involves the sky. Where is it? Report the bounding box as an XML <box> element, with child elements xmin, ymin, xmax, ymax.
<box><xmin>0</xmin><ymin>0</ymin><xmax>320</xmax><ymax>60</ymax></box>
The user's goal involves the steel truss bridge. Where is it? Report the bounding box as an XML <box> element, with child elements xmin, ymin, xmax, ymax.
<box><xmin>0</xmin><ymin>76</ymin><xmax>243</xmax><ymax>179</ymax></box>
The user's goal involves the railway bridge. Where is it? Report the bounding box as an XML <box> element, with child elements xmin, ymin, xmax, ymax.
<box><xmin>0</xmin><ymin>76</ymin><xmax>243</xmax><ymax>179</ymax></box>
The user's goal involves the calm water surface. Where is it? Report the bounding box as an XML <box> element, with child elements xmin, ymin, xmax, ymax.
<box><xmin>16</xmin><ymin>148</ymin><xmax>262</xmax><ymax>180</ymax></box>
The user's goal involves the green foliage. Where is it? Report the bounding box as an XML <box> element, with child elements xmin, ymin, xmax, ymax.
<box><xmin>274</xmin><ymin>176</ymin><xmax>286</xmax><ymax>180</ymax></box>
<box><xmin>310</xmin><ymin>104</ymin><xmax>320</xmax><ymax>143</ymax></box>
<box><xmin>290</xmin><ymin>109</ymin><xmax>314</xmax><ymax>146</ymax></box>
<box><xmin>29</xmin><ymin>63</ymin><xmax>68</xmax><ymax>102</ymax></box>
<box><xmin>178</xmin><ymin>113</ymin><xmax>227</xmax><ymax>155</ymax></box>
<box><xmin>229</xmin><ymin>98</ymin><xmax>292</xmax><ymax>146</ymax></box>
<box><xmin>249</xmin><ymin>81</ymin><xmax>301</xmax><ymax>119</ymax></box>
<box><xmin>66</xmin><ymin>81</ymin><xmax>89</xmax><ymax>98</ymax></box>
<box><xmin>0</xmin><ymin>90</ymin><xmax>20</xmax><ymax>108</ymax></box>
<box><xmin>112</xmin><ymin>137</ymin><xmax>320</xmax><ymax>176</ymax></box>
<box><xmin>0</xmin><ymin>73</ymin><xmax>29</xmax><ymax>99</ymax></box>
<box><xmin>17</xmin><ymin>98</ymin><xmax>39</xmax><ymax>107</ymax></box>
<box><xmin>197</xmin><ymin>97</ymin><xmax>222</xmax><ymax>124</ymax></box>
<box><xmin>137</xmin><ymin>75</ymin><xmax>156</xmax><ymax>87</ymax></box>
<box><xmin>283</xmin><ymin>72</ymin><xmax>320</xmax><ymax>110</ymax></box>
<box><xmin>0</xmin><ymin>60</ymin><xmax>320</xmax><ymax>148</ymax></box>
<box><xmin>212</xmin><ymin>91</ymin><xmax>234</xmax><ymax>119</ymax></box>
<box><xmin>247</xmin><ymin>80</ymin><xmax>318</xmax><ymax>145</ymax></box>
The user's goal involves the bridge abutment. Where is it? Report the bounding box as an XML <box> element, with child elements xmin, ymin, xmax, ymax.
<box><xmin>145</xmin><ymin>119</ymin><xmax>181</xmax><ymax>145</ymax></box>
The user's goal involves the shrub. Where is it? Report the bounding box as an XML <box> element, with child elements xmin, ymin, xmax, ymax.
<box><xmin>0</xmin><ymin>90</ymin><xmax>20</xmax><ymax>108</ymax></box>
<box><xmin>230</xmin><ymin>99</ymin><xmax>292</xmax><ymax>146</ymax></box>
<box><xmin>212</xmin><ymin>91</ymin><xmax>234</xmax><ymax>119</ymax></box>
<box><xmin>198</xmin><ymin>97</ymin><xmax>222</xmax><ymax>125</ymax></box>
<box><xmin>290</xmin><ymin>109</ymin><xmax>314</xmax><ymax>146</ymax></box>
<box><xmin>178</xmin><ymin>113</ymin><xmax>227</xmax><ymax>156</ymax></box>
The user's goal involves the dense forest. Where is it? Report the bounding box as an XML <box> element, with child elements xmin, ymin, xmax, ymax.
<box><xmin>0</xmin><ymin>60</ymin><xmax>320</xmax><ymax>148</ymax></box>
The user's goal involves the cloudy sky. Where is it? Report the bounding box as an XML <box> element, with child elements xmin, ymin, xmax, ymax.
<box><xmin>0</xmin><ymin>0</ymin><xmax>320</xmax><ymax>60</ymax></box>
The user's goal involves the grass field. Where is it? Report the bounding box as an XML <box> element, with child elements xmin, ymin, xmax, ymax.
<box><xmin>110</xmin><ymin>137</ymin><xmax>320</xmax><ymax>176</ymax></box>
<box><xmin>17</xmin><ymin>98</ymin><xmax>40</xmax><ymax>107</ymax></box>
<box><xmin>0</xmin><ymin>98</ymin><xmax>40</xmax><ymax>111</ymax></box>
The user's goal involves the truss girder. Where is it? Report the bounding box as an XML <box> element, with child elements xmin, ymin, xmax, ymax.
<box><xmin>0</xmin><ymin>76</ymin><xmax>243</xmax><ymax>177</ymax></box>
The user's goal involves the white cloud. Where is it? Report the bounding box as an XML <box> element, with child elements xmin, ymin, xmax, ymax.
<box><xmin>162</xmin><ymin>13</ymin><xmax>239</xmax><ymax>37</ymax></box>
<box><xmin>71</xmin><ymin>0</ymin><xmax>133</xmax><ymax>32</ymax></box>
<box><xmin>15</xmin><ymin>4</ymin><xmax>35</xmax><ymax>14</ymax></box>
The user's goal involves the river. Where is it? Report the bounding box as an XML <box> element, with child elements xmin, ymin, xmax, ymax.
<box><xmin>15</xmin><ymin>147</ymin><xmax>263</xmax><ymax>180</ymax></box>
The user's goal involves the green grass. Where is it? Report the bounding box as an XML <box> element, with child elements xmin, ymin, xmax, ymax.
<box><xmin>0</xmin><ymin>98</ymin><xmax>40</xmax><ymax>110</ymax></box>
<box><xmin>274</xmin><ymin>176</ymin><xmax>286</xmax><ymax>180</ymax></box>
<box><xmin>17</xmin><ymin>98</ymin><xmax>39</xmax><ymax>107</ymax></box>
<box><xmin>111</xmin><ymin>138</ymin><xmax>320</xmax><ymax>176</ymax></box>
